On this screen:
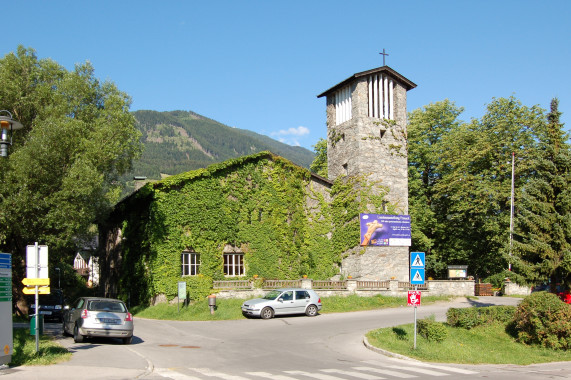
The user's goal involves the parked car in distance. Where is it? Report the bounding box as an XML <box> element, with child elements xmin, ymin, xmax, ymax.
<box><xmin>241</xmin><ymin>288</ymin><xmax>322</xmax><ymax>319</ymax></box>
<box><xmin>559</xmin><ymin>290</ymin><xmax>571</xmax><ymax>304</ymax></box>
<box><xmin>27</xmin><ymin>289</ymin><xmax>65</xmax><ymax>323</ymax></box>
<box><xmin>63</xmin><ymin>297</ymin><xmax>134</xmax><ymax>344</ymax></box>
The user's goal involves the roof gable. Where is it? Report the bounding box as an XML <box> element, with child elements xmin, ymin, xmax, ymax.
<box><xmin>151</xmin><ymin>150</ymin><xmax>332</xmax><ymax>191</ymax></box>
<box><xmin>317</xmin><ymin>65</ymin><xmax>416</xmax><ymax>98</ymax></box>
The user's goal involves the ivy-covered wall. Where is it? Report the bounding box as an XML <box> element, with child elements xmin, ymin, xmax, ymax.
<box><xmin>99</xmin><ymin>151</ymin><xmax>390</xmax><ymax>305</ymax></box>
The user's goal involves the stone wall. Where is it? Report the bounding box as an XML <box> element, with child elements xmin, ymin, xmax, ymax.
<box><xmin>207</xmin><ymin>279</ymin><xmax>476</xmax><ymax>300</ymax></box>
<box><xmin>427</xmin><ymin>280</ymin><xmax>476</xmax><ymax>296</ymax></box>
<box><xmin>503</xmin><ymin>281</ymin><xmax>531</xmax><ymax>296</ymax></box>
<box><xmin>341</xmin><ymin>246</ymin><xmax>409</xmax><ymax>281</ymax></box>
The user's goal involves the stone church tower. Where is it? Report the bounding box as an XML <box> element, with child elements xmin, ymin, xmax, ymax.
<box><xmin>318</xmin><ymin>65</ymin><xmax>416</xmax><ymax>280</ymax></box>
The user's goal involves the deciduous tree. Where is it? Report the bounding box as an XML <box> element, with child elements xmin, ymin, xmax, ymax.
<box><xmin>0</xmin><ymin>46</ymin><xmax>142</xmax><ymax>270</ymax></box>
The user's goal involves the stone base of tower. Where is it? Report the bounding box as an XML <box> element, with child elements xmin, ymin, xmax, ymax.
<box><xmin>341</xmin><ymin>246</ymin><xmax>409</xmax><ymax>281</ymax></box>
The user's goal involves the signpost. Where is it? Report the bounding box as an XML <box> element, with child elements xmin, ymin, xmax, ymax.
<box><xmin>25</xmin><ymin>243</ymin><xmax>49</xmax><ymax>353</ymax></box>
<box><xmin>0</xmin><ymin>253</ymin><xmax>12</xmax><ymax>366</ymax></box>
<box><xmin>410</xmin><ymin>252</ymin><xmax>425</xmax><ymax>349</ymax></box>
<box><xmin>177</xmin><ymin>281</ymin><xmax>186</xmax><ymax>313</ymax></box>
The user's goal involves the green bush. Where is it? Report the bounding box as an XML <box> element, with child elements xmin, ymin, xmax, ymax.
<box><xmin>511</xmin><ymin>291</ymin><xmax>571</xmax><ymax>350</ymax></box>
<box><xmin>447</xmin><ymin>306</ymin><xmax>516</xmax><ymax>329</ymax></box>
<box><xmin>186</xmin><ymin>275</ymin><xmax>214</xmax><ymax>301</ymax></box>
<box><xmin>484</xmin><ymin>271</ymin><xmax>527</xmax><ymax>288</ymax></box>
<box><xmin>417</xmin><ymin>317</ymin><xmax>448</xmax><ymax>342</ymax></box>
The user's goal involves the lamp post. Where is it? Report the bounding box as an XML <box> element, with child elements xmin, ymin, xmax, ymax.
<box><xmin>55</xmin><ymin>267</ymin><xmax>61</xmax><ymax>289</ymax></box>
<box><xmin>0</xmin><ymin>111</ymin><xmax>24</xmax><ymax>157</ymax></box>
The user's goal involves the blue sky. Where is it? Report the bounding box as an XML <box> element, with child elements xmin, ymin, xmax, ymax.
<box><xmin>3</xmin><ymin>1</ymin><xmax>570</xmax><ymax>150</ymax></box>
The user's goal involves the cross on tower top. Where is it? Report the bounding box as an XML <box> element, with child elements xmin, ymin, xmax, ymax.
<box><xmin>379</xmin><ymin>49</ymin><xmax>389</xmax><ymax>66</ymax></box>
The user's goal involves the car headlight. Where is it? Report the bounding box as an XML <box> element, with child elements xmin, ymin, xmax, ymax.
<box><xmin>55</xmin><ymin>305</ymin><xmax>62</xmax><ymax>310</ymax></box>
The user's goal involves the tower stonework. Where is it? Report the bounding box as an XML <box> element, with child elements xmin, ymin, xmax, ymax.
<box><xmin>318</xmin><ymin>66</ymin><xmax>416</xmax><ymax>281</ymax></box>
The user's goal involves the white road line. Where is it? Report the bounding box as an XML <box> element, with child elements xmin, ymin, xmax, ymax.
<box><xmin>154</xmin><ymin>367</ymin><xmax>202</xmax><ymax>380</ymax></box>
<box><xmin>321</xmin><ymin>368</ymin><xmax>385</xmax><ymax>379</ymax></box>
<box><xmin>353</xmin><ymin>366</ymin><xmax>418</xmax><ymax>378</ymax></box>
<box><xmin>384</xmin><ymin>365</ymin><xmax>448</xmax><ymax>376</ymax></box>
<box><xmin>285</xmin><ymin>370</ymin><xmax>348</xmax><ymax>380</ymax></box>
<box><xmin>386</xmin><ymin>359</ymin><xmax>478</xmax><ymax>374</ymax></box>
<box><xmin>246</xmin><ymin>371</ymin><xmax>299</xmax><ymax>380</ymax></box>
<box><xmin>192</xmin><ymin>367</ymin><xmax>251</xmax><ymax>380</ymax></box>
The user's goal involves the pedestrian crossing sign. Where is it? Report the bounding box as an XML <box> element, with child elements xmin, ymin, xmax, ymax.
<box><xmin>410</xmin><ymin>252</ymin><xmax>425</xmax><ymax>268</ymax></box>
<box><xmin>411</xmin><ymin>269</ymin><xmax>425</xmax><ymax>285</ymax></box>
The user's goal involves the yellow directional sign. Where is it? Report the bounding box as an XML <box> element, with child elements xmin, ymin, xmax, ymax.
<box><xmin>22</xmin><ymin>286</ymin><xmax>50</xmax><ymax>295</ymax></box>
<box><xmin>22</xmin><ymin>278</ymin><xmax>50</xmax><ymax>286</ymax></box>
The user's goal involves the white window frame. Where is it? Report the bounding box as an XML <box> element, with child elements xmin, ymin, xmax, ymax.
<box><xmin>181</xmin><ymin>251</ymin><xmax>200</xmax><ymax>276</ymax></box>
<box><xmin>223</xmin><ymin>253</ymin><xmax>244</xmax><ymax>277</ymax></box>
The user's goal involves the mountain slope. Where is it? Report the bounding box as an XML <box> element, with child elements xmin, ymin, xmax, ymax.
<box><xmin>122</xmin><ymin>110</ymin><xmax>315</xmax><ymax>189</ymax></box>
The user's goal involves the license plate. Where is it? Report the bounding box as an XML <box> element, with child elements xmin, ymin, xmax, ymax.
<box><xmin>39</xmin><ymin>311</ymin><xmax>52</xmax><ymax>315</ymax></box>
<box><xmin>98</xmin><ymin>318</ymin><xmax>120</xmax><ymax>324</ymax></box>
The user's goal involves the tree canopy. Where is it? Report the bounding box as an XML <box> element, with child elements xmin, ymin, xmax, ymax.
<box><xmin>0</xmin><ymin>46</ymin><xmax>142</xmax><ymax>270</ymax></box>
<box><xmin>513</xmin><ymin>98</ymin><xmax>571</xmax><ymax>288</ymax></box>
<box><xmin>408</xmin><ymin>96</ymin><xmax>570</xmax><ymax>287</ymax></box>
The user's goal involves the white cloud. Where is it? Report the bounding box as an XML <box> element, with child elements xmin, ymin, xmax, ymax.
<box><xmin>273</xmin><ymin>126</ymin><xmax>310</xmax><ymax>137</ymax></box>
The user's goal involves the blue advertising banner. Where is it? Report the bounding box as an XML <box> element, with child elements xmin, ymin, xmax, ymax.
<box><xmin>359</xmin><ymin>214</ymin><xmax>411</xmax><ymax>247</ymax></box>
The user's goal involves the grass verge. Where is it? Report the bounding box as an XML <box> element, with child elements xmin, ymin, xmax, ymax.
<box><xmin>366</xmin><ymin>321</ymin><xmax>571</xmax><ymax>365</ymax></box>
<box><xmin>132</xmin><ymin>294</ymin><xmax>454</xmax><ymax>320</ymax></box>
<box><xmin>9</xmin><ymin>328</ymin><xmax>71</xmax><ymax>366</ymax></box>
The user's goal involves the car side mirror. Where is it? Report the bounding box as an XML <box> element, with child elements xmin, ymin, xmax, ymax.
<box><xmin>278</xmin><ymin>298</ymin><xmax>283</xmax><ymax>303</ymax></box>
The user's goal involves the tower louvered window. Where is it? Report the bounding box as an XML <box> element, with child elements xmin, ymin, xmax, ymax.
<box><xmin>334</xmin><ymin>85</ymin><xmax>352</xmax><ymax>125</ymax></box>
<box><xmin>368</xmin><ymin>74</ymin><xmax>394</xmax><ymax>120</ymax></box>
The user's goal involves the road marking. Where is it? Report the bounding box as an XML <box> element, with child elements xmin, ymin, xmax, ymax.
<box><xmin>386</xmin><ymin>359</ymin><xmax>478</xmax><ymax>374</ymax></box>
<box><xmin>384</xmin><ymin>365</ymin><xmax>448</xmax><ymax>376</ymax></box>
<box><xmin>321</xmin><ymin>368</ymin><xmax>385</xmax><ymax>379</ymax></box>
<box><xmin>285</xmin><ymin>370</ymin><xmax>348</xmax><ymax>379</ymax></box>
<box><xmin>155</xmin><ymin>367</ymin><xmax>202</xmax><ymax>380</ymax></box>
<box><xmin>246</xmin><ymin>371</ymin><xmax>299</xmax><ymax>380</ymax></box>
<box><xmin>353</xmin><ymin>366</ymin><xmax>417</xmax><ymax>378</ymax></box>
<box><xmin>192</xmin><ymin>367</ymin><xmax>251</xmax><ymax>380</ymax></box>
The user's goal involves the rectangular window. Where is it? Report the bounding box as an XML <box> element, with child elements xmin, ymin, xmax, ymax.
<box><xmin>223</xmin><ymin>253</ymin><xmax>244</xmax><ymax>276</ymax></box>
<box><xmin>181</xmin><ymin>252</ymin><xmax>200</xmax><ymax>276</ymax></box>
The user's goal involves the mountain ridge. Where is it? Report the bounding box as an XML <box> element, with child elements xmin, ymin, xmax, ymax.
<box><xmin>121</xmin><ymin>110</ymin><xmax>316</xmax><ymax>192</ymax></box>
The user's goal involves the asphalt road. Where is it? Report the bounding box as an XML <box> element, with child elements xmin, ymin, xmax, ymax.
<box><xmin>2</xmin><ymin>296</ymin><xmax>570</xmax><ymax>380</ymax></box>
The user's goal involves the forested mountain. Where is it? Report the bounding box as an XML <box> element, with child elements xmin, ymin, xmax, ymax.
<box><xmin>121</xmin><ymin>110</ymin><xmax>315</xmax><ymax>192</ymax></box>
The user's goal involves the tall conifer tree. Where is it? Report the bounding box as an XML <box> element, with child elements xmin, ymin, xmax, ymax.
<box><xmin>514</xmin><ymin>98</ymin><xmax>571</xmax><ymax>288</ymax></box>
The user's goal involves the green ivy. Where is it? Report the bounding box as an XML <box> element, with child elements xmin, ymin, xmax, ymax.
<box><xmin>103</xmin><ymin>151</ymin><xmax>394</xmax><ymax>305</ymax></box>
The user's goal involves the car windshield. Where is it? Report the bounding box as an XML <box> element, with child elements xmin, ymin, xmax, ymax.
<box><xmin>262</xmin><ymin>290</ymin><xmax>282</xmax><ymax>300</ymax></box>
<box><xmin>88</xmin><ymin>300</ymin><xmax>126</xmax><ymax>313</ymax></box>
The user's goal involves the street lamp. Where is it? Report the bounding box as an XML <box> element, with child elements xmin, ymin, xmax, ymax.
<box><xmin>55</xmin><ymin>267</ymin><xmax>61</xmax><ymax>289</ymax></box>
<box><xmin>0</xmin><ymin>110</ymin><xmax>24</xmax><ymax>157</ymax></box>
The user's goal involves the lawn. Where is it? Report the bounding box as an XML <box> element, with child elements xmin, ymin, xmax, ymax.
<box><xmin>366</xmin><ymin>321</ymin><xmax>571</xmax><ymax>365</ymax></box>
<box><xmin>9</xmin><ymin>328</ymin><xmax>71</xmax><ymax>366</ymax></box>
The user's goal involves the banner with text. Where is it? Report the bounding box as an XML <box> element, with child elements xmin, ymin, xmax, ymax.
<box><xmin>359</xmin><ymin>214</ymin><xmax>411</xmax><ymax>247</ymax></box>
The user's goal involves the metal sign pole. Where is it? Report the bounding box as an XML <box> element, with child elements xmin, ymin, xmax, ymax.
<box><xmin>34</xmin><ymin>242</ymin><xmax>39</xmax><ymax>353</ymax></box>
<box><xmin>413</xmin><ymin>285</ymin><xmax>417</xmax><ymax>349</ymax></box>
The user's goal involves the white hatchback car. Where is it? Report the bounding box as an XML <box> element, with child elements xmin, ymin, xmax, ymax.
<box><xmin>241</xmin><ymin>288</ymin><xmax>322</xmax><ymax>319</ymax></box>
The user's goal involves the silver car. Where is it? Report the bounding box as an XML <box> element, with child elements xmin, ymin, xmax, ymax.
<box><xmin>241</xmin><ymin>288</ymin><xmax>322</xmax><ymax>319</ymax></box>
<box><xmin>63</xmin><ymin>297</ymin><xmax>134</xmax><ymax>344</ymax></box>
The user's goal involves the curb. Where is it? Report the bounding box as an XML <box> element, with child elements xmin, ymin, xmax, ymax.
<box><xmin>362</xmin><ymin>335</ymin><xmax>420</xmax><ymax>362</ymax></box>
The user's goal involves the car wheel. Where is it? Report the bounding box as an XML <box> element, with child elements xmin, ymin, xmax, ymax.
<box><xmin>260</xmin><ymin>307</ymin><xmax>274</xmax><ymax>319</ymax></box>
<box><xmin>123</xmin><ymin>336</ymin><xmax>132</xmax><ymax>345</ymax></box>
<box><xmin>73</xmin><ymin>324</ymin><xmax>84</xmax><ymax>343</ymax></box>
<box><xmin>305</xmin><ymin>304</ymin><xmax>318</xmax><ymax>317</ymax></box>
<box><xmin>62</xmin><ymin>322</ymin><xmax>71</xmax><ymax>337</ymax></box>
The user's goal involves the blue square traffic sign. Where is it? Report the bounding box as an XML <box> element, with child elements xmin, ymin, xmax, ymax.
<box><xmin>410</xmin><ymin>252</ymin><xmax>425</xmax><ymax>268</ymax></box>
<box><xmin>410</xmin><ymin>268</ymin><xmax>425</xmax><ymax>285</ymax></box>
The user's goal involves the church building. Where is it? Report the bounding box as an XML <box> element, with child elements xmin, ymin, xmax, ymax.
<box><xmin>99</xmin><ymin>63</ymin><xmax>416</xmax><ymax>304</ymax></box>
